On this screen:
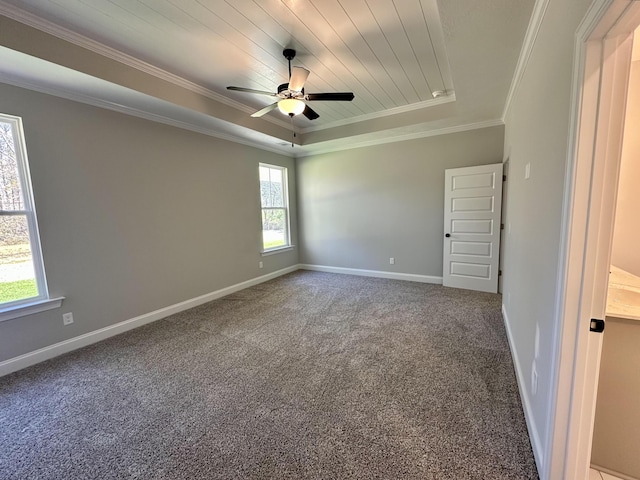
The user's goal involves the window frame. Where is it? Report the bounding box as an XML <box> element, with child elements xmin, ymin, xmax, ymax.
<box><xmin>259</xmin><ymin>163</ymin><xmax>291</xmax><ymax>253</ymax></box>
<box><xmin>0</xmin><ymin>113</ymin><xmax>60</xmax><ymax>321</ymax></box>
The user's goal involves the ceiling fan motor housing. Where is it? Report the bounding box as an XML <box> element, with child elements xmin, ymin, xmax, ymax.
<box><xmin>278</xmin><ymin>83</ymin><xmax>304</xmax><ymax>98</ymax></box>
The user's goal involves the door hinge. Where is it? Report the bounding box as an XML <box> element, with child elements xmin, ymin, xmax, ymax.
<box><xmin>503</xmin><ymin>175</ymin><xmax>507</xmax><ymax>181</ymax></box>
<box><xmin>590</xmin><ymin>318</ymin><xmax>605</xmax><ymax>333</ymax></box>
<box><xmin>498</xmin><ymin>270</ymin><xmax>502</xmax><ymax>276</ymax></box>
<box><xmin>501</xmin><ymin>223</ymin><xmax>505</xmax><ymax>230</ymax></box>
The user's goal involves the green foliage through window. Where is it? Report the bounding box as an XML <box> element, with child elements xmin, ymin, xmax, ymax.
<box><xmin>1</xmin><ymin>115</ymin><xmax>43</xmax><ymax>306</ymax></box>
<box><xmin>259</xmin><ymin>164</ymin><xmax>289</xmax><ymax>251</ymax></box>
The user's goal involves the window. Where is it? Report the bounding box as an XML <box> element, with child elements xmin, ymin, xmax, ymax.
<box><xmin>0</xmin><ymin>114</ymin><xmax>58</xmax><ymax>319</ymax></box>
<box><xmin>259</xmin><ymin>163</ymin><xmax>290</xmax><ymax>252</ymax></box>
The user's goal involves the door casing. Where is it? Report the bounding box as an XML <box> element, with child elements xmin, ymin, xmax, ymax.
<box><xmin>547</xmin><ymin>1</ymin><xmax>640</xmax><ymax>478</ymax></box>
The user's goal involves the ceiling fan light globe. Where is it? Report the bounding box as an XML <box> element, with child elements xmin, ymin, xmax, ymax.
<box><xmin>278</xmin><ymin>98</ymin><xmax>305</xmax><ymax>116</ymax></box>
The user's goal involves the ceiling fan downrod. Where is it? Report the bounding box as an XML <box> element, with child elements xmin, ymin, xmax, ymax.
<box><xmin>283</xmin><ymin>48</ymin><xmax>296</xmax><ymax>78</ymax></box>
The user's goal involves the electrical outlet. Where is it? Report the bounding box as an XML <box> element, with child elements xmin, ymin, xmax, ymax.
<box><xmin>525</xmin><ymin>162</ymin><xmax>531</xmax><ymax>179</ymax></box>
<box><xmin>62</xmin><ymin>312</ymin><xmax>74</xmax><ymax>326</ymax></box>
<box><xmin>389</xmin><ymin>257</ymin><xmax>395</xmax><ymax>265</ymax></box>
<box><xmin>259</xmin><ymin>261</ymin><xmax>263</xmax><ymax>269</ymax></box>
<box><xmin>531</xmin><ymin>361</ymin><xmax>538</xmax><ymax>396</ymax></box>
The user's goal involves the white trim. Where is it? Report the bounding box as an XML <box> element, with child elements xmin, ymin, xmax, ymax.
<box><xmin>1</xmin><ymin>0</ymin><xmax>454</xmax><ymax>136</ymax></box>
<box><xmin>0</xmin><ymin>1</ymin><xmax>291</xmax><ymax>132</ymax></box>
<box><xmin>0</xmin><ymin>296</ymin><xmax>64</xmax><ymax>322</ymax></box>
<box><xmin>0</xmin><ymin>64</ymin><xmax>501</xmax><ymax>159</ymax></box>
<box><xmin>0</xmin><ymin>1</ymin><xmax>457</xmax><ymax>140</ymax></box>
<box><xmin>295</xmin><ymin>119</ymin><xmax>504</xmax><ymax>158</ymax></box>
<box><xmin>0</xmin><ymin>74</ymin><xmax>296</xmax><ymax>159</ymax></box>
<box><xmin>299</xmin><ymin>264</ymin><xmax>442</xmax><ymax>284</ymax></box>
<box><xmin>259</xmin><ymin>163</ymin><xmax>292</xmax><ymax>250</ymax></box>
<box><xmin>590</xmin><ymin>464</ymin><xmax>637</xmax><ymax>480</ymax></box>
<box><xmin>0</xmin><ymin>2</ymin><xmax>496</xmax><ymax>159</ymax></box>
<box><xmin>0</xmin><ymin>1</ymin><xmax>500</xmax><ymax>160</ymax></box>
<box><xmin>0</xmin><ymin>266</ymin><xmax>298</xmax><ymax>377</ymax></box>
<box><xmin>549</xmin><ymin>1</ymin><xmax>640</xmax><ymax>479</ymax></box>
<box><xmin>299</xmin><ymin>94</ymin><xmax>456</xmax><ymax>134</ymax></box>
<box><xmin>261</xmin><ymin>246</ymin><xmax>295</xmax><ymax>256</ymax></box>
<box><xmin>0</xmin><ymin>113</ymin><xmax>56</xmax><ymax>314</ymax></box>
<box><xmin>502</xmin><ymin>0</ymin><xmax>551</xmax><ymax>120</ymax></box>
<box><xmin>546</xmin><ymin>18</ymin><xmax>604</xmax><ymax>480</ymax></box>
<box><xmin>502</xmin><ymin>304</ymin><xmax>544</xmax><ymax>474</ymax></box>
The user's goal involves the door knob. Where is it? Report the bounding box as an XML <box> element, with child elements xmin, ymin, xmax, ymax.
<box><xmin>445</xmin><ymin>233</ymin><xmax>451</xmax><ymax>237</ymax></box>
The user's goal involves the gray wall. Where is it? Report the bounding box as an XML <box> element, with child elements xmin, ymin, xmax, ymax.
<box><xmin>296</xmin><ymin>126</ymin><xmax>504</xmax><ymax>276</ymax></box>
<box><xmin>501</xmin><ymin>0</ymin><xmax>591</xmax><ymax>471</ymax></box>
<box><xmin>0</xmin><ymin>83</ymin><xmax>298</xmax><ymax>362</ymax></box>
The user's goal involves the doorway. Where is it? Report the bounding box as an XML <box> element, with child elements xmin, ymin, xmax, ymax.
<box><xmin>552</xmin><ymin>1</ymin><xmax>640</xmax><ymax>479</ymax></box>
<box><xmin>589</xmin><ymin>28</ymin><xmax>640</xmax><ymax>480</ymax></box>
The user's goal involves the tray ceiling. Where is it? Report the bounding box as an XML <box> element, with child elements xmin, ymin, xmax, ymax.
<box><xmin>0</xmin><ymin>0</ymin><xmax>535</xmax><ymax>156</ymax></box>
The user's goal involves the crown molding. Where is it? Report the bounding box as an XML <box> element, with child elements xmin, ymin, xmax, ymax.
<box><xmin>502</xmin><ymin>0</ymin><xmax>551</xmax><ymax>120</ymax></box>
<box><xmin>0</xmin><ymin>66</ymin><xmax>501</xmax><ymax>162</ymax></box>
<box><xmin>295</xmin><ymin>119</ymin><xmax>503</xmax><ymax>158</ymax></box>
<box><xmin>0</xmin><ymin>2</ymin><xmax>505</xmax><ymax>160</ymax></box>
<box><xmin>0</xmin><ymin>1</ymin><xmax>294</xmax><ymax>132</ymax></box>
<box><xmin>0</xmin><ymin>2</ymin><xmax>462</xmax><ymax>147</ymax></box>
<box><xmin>0</xmin><ymin>74</ymin><xmax>295</xmax><ymax>158</ymax></box>
<box><xmin>299</xmin><ymin>93</ymin><xmax>456</xmax><ymax>134</ymax></box>
<box><xmin>3</xmin><ymin>67</ymin><xmax>503</xmax><ymax>160</ymax></box>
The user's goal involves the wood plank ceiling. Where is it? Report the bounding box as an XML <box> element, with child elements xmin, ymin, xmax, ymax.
<box><xmin>0</xmin><ymin>0</ymin><xmax>453</xmax><ymax>128</ymax></box>
<box><xmin>0</xmin><ymin>0</ymin><xmax>536</xmax><ymax>154</ymax></box>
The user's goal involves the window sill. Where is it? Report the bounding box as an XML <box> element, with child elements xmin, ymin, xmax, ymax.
<box><xmin>0</xmin><ymin>297</ymin><xmax>65</xmax><ymax>323</ymax></box>
<box><xmin>261</xmin><ymin>245</ymin><xmax>296</xmax><ymax>256</ymax></box>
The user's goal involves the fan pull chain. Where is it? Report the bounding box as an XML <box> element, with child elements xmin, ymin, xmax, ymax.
<box><xmin>290</xmin><ymin>114</ymin><xmax>295</xmax><ymax>147</ymax></box>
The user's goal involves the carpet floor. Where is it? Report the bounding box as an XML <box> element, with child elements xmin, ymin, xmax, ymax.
<box><xmin>0</xmin><ymin>271</ymin><xmax>539</xmax><ymax>479</ymax></box>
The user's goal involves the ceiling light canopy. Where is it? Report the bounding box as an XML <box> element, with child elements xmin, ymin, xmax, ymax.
<box><xmin>278</xmin><ymin>98</ymin><xmax>305</xmax><ymax>117</ymax></box>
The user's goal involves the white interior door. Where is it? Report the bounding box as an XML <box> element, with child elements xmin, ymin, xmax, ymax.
<box><xmin>442</xmin><ymin>163</ymin><xmax>503</xmax><ymax>293</ymax></box>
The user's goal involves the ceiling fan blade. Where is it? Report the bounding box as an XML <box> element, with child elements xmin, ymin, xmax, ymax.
<box><xmin>227</xmin><ymin>86</ymin><xmax>277</xmax><ymax>97</ymax></box>
<box><xmin>306</xmin><ymin>92</ymin><xmax>355</xmax><ymax>101</ymax></box>
<box><xmin>288</xmin><ymin>66</ymin><xmax>310</xmax><ymax>92</ymax></box>
<box><xmin>251</xmin><ymin>102</ymin><xmax>279</xmax><ymax>118</ymax></box>
<box><xmin>302</xmin><ymin>105</ymin><xmax>320</xmax><ymax>120</ymax></box>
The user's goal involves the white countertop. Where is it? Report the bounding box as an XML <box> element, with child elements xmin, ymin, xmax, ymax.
<box><xmin>607</xmin><ymin>265</ymin><xmax>640</xmax><ymax>321</ymax></box>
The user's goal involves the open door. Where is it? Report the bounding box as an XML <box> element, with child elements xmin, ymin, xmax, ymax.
<box><xmin>442</xmin><ymin>163</ymin><xmax>503</xmax><ymax>293</ymax></box>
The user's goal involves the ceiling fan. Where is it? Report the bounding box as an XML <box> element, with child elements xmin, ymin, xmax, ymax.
<box><xmin>227</xmin><ymin>49</ymin><xmax>355</xmax><ymax>121</ymax></box>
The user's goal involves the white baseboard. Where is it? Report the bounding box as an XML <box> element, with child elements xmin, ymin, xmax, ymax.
<box><xmin>299</xmin><ymin>263</ymin><xmax>443</xmax><ymax>284</ymax></box>
<box><xmin>0</xmin><ymin>264</ymin><xmax>440</xmax><ymax>377</ymax></box>
<box><xmin>0</xmin><ymin>265</ymin><xmax>298</xmax><ymax>377</ymax></box>
<box><xmin>590</xmin><ymin>464</ymin><xmax>637</xmax><ymax>480</ymax></box>
<box><xmin>502</xmin><ymin>304</ymin><xmax>544</xmax><ymax>475</ymax></box>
